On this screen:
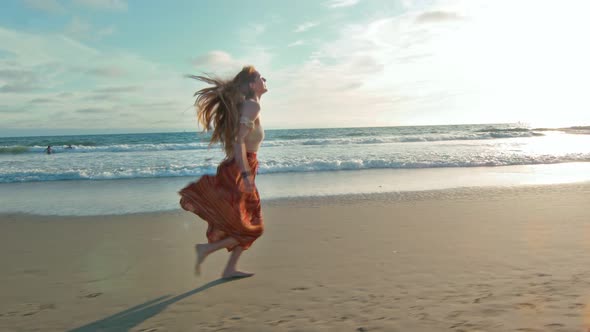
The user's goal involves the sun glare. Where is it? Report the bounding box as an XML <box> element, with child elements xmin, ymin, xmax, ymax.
<box><xmin>438</xmin><ymin>1</ymin><xmax>590</xmax><ymax>127</ymax></box>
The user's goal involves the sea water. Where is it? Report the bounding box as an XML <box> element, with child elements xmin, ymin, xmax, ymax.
<box><xmin>1</xmin><ymin>124</ymin><xmax>589</xmax><ymax>215</ymax></box>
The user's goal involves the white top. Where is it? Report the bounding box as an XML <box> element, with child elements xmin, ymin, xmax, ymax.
<box><xmin>240</xmin><ymin>116</ymin><xmax>265</xmax><ymax>152</ymax></box>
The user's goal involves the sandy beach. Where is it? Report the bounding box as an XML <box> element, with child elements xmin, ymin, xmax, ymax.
<box><xmin>1</xmin><ymin>183</ymin><xmax>590</xmax><ymax>331</ymax></box>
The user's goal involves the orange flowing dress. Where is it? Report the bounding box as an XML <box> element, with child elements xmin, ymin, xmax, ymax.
<box><xmin>178</xmin><ymin>119</ymin><xmax>265</xmax><ymax>251</ymax></box>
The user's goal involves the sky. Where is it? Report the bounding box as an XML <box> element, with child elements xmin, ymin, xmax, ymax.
<box><xmin>1</xmin><ymin>0</ymin><xmax>590</xmax><ymax>136</ymax></box>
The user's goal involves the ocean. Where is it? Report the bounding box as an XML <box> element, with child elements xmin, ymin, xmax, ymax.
<box><xmin>1</xmin><ymin>123</ymin><xmax>590</xmax><ymax>215</ymax></box>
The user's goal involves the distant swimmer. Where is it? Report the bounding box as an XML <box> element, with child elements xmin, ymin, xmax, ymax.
<box><xmin>44</xmin><ymin>145</ymin><xmax>52</xmax><ymax>154</ymax></box>
<box><xmin>65</xmin><ymin>144</ymin><xmax>73</xmax><ymax>149</ymax></box>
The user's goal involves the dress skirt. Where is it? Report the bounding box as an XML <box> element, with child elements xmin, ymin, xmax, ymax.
<box><xmin>178</xmin><ymin>152</ymin><xmax>263</xmax><ymax>251</ymax></box>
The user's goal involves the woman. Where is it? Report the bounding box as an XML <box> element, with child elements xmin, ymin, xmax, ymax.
<box><xmin>179</xmin><ymin>65</ymin><xmax>267</xmax><ymax>279</ymax></box>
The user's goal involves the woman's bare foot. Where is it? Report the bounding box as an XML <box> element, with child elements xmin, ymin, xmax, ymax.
<box><xmin>222</xmin><ymin>269</ymin><xmax>255</xmax><ymax>279</ymax></box>
<box><xmin>194</xmin><ymin>244</ymin><xmax>209</xmax><ymax>276</ymax></box>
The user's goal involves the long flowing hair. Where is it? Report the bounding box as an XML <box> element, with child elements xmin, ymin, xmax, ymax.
<box><xmin>187</xmin><ymin>66</ymin><xmax>258</xmax><ymax>158</ymax></box>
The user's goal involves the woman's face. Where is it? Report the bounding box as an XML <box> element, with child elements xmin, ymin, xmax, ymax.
<box><xmin>251</xmin><ymin>72</ymin><xmax>267</xmax><ymax>95</ymax></box>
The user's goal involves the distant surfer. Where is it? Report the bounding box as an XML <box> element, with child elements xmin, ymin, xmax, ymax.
<box><xmin>44</xmin><ymin>145</ymin><xmax>52</xmax><ymax>154</ymax></box>
<box><xmin>65</xmin><ymin>144</ymin><xmax>73</xmax><ymax>149</ymax></box>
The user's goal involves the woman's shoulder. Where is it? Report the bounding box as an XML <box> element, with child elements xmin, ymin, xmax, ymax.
<box><xmin>240</xmin><ymin>99</ymin><xmax>260</xmax><ymax>119</ymax></box>
<box><xmin>242</xmin><ymin>99</ymin><xmax>260</xmax><ymax>111</ymax></box>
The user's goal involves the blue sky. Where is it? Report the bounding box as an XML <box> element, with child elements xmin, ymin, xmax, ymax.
<box><xmin>1</xmin><ymin>0</ymin><xmax>590</xmax><ymax>136</ymax></box>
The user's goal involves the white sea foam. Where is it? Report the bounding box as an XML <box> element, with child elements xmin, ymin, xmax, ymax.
<box><xmin>1</xmin><ymin>151</ymin><xmax>589</xmax><ymax>183</ymax></box>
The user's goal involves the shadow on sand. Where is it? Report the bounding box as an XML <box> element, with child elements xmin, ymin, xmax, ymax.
<box><xmin>69</xmin><ymin>278</ymin><xmax>236</xmax><ymax>332</ymax></box>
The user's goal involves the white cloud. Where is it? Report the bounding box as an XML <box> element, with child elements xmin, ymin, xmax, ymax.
<box><xmin>325</xmin><ymin>0</ymin><xmax>360</xmax><ymax>8</ymax></box>
<box><xmin>400</xmin><ymin>0</ymin><xmax>414</xmax><ymax>9</ymax></box>
<box><xmin>93</xmin><ymin>85</ymin><xmax>139</xmax><ymax>94</ymax></box>
<box><xmin>75</xmin><ymin>107</ymin><xmax>110</xmax><ymax>114</ymax></box>
<box><xmin>97</xmin><ymin>25</ymin><xmax>116</xmax><ymax>37</ymax></box>
<box><xmin>0</xmin><ymin>68</ymin><xmax>43</xmax><ymax>93</ymax></box>
<box><xmin>71</xmin><ymin>0</ymin><xmax>127</xmax><ymax>11</ymax></box>
<box><xmin>415</xmin><ymin>10</ymin><xmax>463</xmax><ymax>23</ymax></box>
<box><xmin>294</xmin><ymin>22</ymin><xmax>319</xmax><ymax>33</ymax></box>
<box><xmin>86</xmin><ymin>66</ymin><xmax>126</xmax><ymax>78</ymax></box>
<box><xmin>251</xmin><ymin>23</ymin><xmax>266</xmax><ymax>35</ymax></box>
<box><xmin>288</xmin><ymin>40</ymin><xmax>305</xmax><ymax>47</ymax></box>
<box><xmin>192</xmin><ymin>51</ymin><xmax>243</xmax><ymax>76</ymax></box>
<box><xmin>65</xmin><ymin>16</ymin><xmax>91</xmax><ymax>39</ymax></box>
<box><xmin>22</xmin><ymin>0</ymin><xmax>66</xmax><ymax>14</ymax></box>
<box><xmin>30</xmin><ymin>97</ymin><xmax>56</xmax><ymax>103</ymax></box>
<box><xmin>64</xmin><ymin>17</ymin><xmax>116</xmax><ymax>41</ymax></box>
<box><xmin>261</xmin><ymin>60</ymin><xmax>396</xmax><ymax>128</ymax></box>
<box><xmin>191</xmin><ymin>48</ymin><xmax>274</xmax><ymax>80</ymax></box>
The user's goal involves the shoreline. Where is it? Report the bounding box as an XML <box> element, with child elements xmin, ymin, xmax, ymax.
<box><xmin>0</xmin><ymin>180</ymin><xmax>589</xmax><ymax>219</ymax></box>
<box><xmin>2</xmin><ymin>162</ymin><xmax>590</xmax><ymax>217</ymax></box>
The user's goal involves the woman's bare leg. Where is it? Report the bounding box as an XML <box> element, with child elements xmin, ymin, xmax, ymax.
<box><xmin>194</xmin><ymin>237</ymin><xmax>239</xmax><ymax>276</ymax></box>
<box><xmin>184</xmin><ymin>201</ymin><xmax>253</xmax><ymax>278</ymax></box>
<box><xmin>222</xmin><ymin>246</ymin><xmax>254</xmax><ymax>279</ymax></box>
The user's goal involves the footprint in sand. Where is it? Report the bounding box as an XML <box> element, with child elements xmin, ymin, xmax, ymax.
<box><xmin>568</xmin><ymin>303</ymin><xmax>586</xmax><ymax>309</ymax></box>
<box><xmin>450</xmin><ymin>321</ymin><xmax>479</xmax><ymax>330</ymax></box>
<box><xmin>409</xmin><ymin>311</ymin><xmax>429</xmax><ymax>321</ymax></box>
<box><xmin>446</xmin><ymin>310</ymin><xmax>463</xmax><ymax>319</ymax></box>
<box><xmin>472</xmin><ymin>283</ymin><xmax>492</xmax><ymax>288</ymax></box>
<box><xmin>22</xmin><ymin>303</ymin><xmax>57</xmax><ymax>316</ymax></box>
<box><xmin>291</xmin><ymin>287</ymin><xmax>309</xmax><ymax>291</ymax></box>
<box><xmin>544</xmin><ymin>323</ymin><xmax>564</xmax><ymax>328</ymax></box>
<box><xmin>4</xmin><ymin>303</ymin><xmax>56</xmax><ymax>317</ymax></box>
<box><xmin>269</xmin><ymin>319</ymin><xmax>288</xmax><ymax>326</ymax></box>
<box><xmin>39</xmin><ymin>304</ymin><xmax>56</xmax><ymax>310</ymax></box>
<box><xmin>480</xmin><ymin>308</ymin><xmax>505</xmax><ymax>316</ymax></box>
<box><xmin>473</xmin><ymin>293</ymin><xmax>492</xmax><ymax>303</ymax></box>
<box><xmin>22</xmin><ymin>269</ymin><xmax>47</xmax><ymax>276</ymax></box>
<box><xmin>516</xmin><ymin>303</ymin><xmax>537</xmax><ymax>310</ymax></box>
<box><xmin>448</xmin><ymin>321</ymin><xmax>468</xmax><ymax>329</ymax></box>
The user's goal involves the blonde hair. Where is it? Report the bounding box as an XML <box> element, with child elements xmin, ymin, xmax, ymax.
<box><xmin>188</xmin><ymin>65</ymin><xmax>259</xmax><ymax>158</ymax></box>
